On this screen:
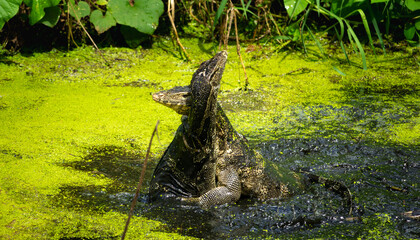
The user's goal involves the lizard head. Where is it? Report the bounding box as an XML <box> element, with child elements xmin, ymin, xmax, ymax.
<box><xmin>191</xmin><ymin>50</ymin><xmax>228</xmax><ymax>94</ymax></box>
<box><xmin>152</xmin><ymin>51</ymin><xmax>228</xmax><ymax>116</ymax></box>
<box><xmin>152</xmin><ymin>86</ymin><xmax>191</xmax><ymax>115</ymax></box>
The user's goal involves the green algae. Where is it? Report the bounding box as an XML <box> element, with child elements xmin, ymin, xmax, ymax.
<box><xmin>0</xmin><ymin>47</ymin><xmax>193</xmax><ymax>239</ymax></box>
<box><xmin>0</xmin><ymin>40</ymin><xmax>419</xmax><ymax>239</ymax></box>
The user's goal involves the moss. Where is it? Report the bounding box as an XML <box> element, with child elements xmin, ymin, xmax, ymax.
<box><xmin>0</xmin><ymin>41</ymin><xmax>419</xmax><ymax>239</ymax></box>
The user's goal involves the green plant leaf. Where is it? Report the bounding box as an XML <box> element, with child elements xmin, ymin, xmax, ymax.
<box><xmin>24</xmin><ymin>0</ymin><xmax>60</xmax><ymax>25</ymax></box>
<box><xmin>371</xmin><ymin>0</ymin><xmax>387</xmax><ymax>3</ymax></box>
<box><xmin>331</xmin><ymin>0</ymin><xmax>368</xmax><ymax>17</ymax></box>
<box><xmin>301</xmin><ymin>6</ymin><xmax>311</xmax><ymax>55</ymax></box>
<box><xmin>415</xmin><ymin>18</ymin><xmax>420</xmax><ymax>30</ymax></box>
<box><xmin>347</xmin><ymin>27</ymin><xmax>358</xmax><ymax>53</ymax></box>
<box><xmin>405</xmin><ymin>0</ymin><xmax>420</xmax><ymax>11</ymax></box>
<box><xmin>69</xmin><ymin>0</ymin><xmax>90</xmax><ymax>19</ymax></box>
<box><xmin>284</xmin><ymin>0</ymin><xmax>308</xmax><ymax>19</ymax></box>
<box><xmin>108</xmin><ymin>0</ymin><xmax>163</xmax><ymax>35</ymax></box>
<box><xmin>237</xmin><ymin>0</ymin><xmax>253</xmax><ymax>19</ymax></box>
<box><xmin>404</xmin><ymin>23</ymin><xmax>416</xmax><ymax>40</ymax></box>
<box><xmin>120</xmin><ymin>25</ymin><xmax>148</xmax><ymax>48</ymax></box>
<box><xmin>96</xmin><ymin>0</ymin><xmax>108</xmax><ymax>6</ymax></box>
<box><xmin>213</xmin><ymin>0</ymin><xmax>227</xmax><ymax>31</ymax></box>
<box><xmin>366</xmin><ymin>5</ymin><xmax>385</xmax><ymax>54</ymax></box>
<box><xmin>316</xmin><ymin>0</ymin><xmax>320</xmax><ymax>16</ymax></box>
<box><xmin>348</xmin><ymin>9</ymin><xmax>376</xmax><ymax>56</ymax></box>
<box><xmin>0</xmin><ymin>0</ymin><xmax>23</xmax><ymax>29</ymax></box>
<box><xmin>332</xmin><ymin>65</ymin><xmax>346</xmax><ymax>76</ymax></box>
<box><xmin>312</xmin><ymin>4</ymin><xmax>345</xmax><ymax>40</ymax></box>
<box><xmin>90</xmin><ymin>9</ymin><xmax>116</xmax><ymax>34</ymax></box>
<box><xmin>345</xmin><ymin>21</ymin><xmax>367</xmax><ymax>70</ymax></box>
<box><xmin>273</xmin><ymin>35</ymin><xmax>292</xmax><ymax>40</ymax></box>
<box><xmin>306</xmin><ymin>26</ymin><xmax>325</xmax><ymax>56</ymax></box>
<box><xmin>292</xmin><ymin>27</ymin><xmax>300</xmax><ymax>41</ymax></box>
<box><xmin>40</xmin><ymin>5</ymin><xmax>60</xmax><ymax>27</ymax></box>
<box><xmin>339</xmin><ymin>38</ymin><xmax>350</xmax><ymax>64</ymax></box>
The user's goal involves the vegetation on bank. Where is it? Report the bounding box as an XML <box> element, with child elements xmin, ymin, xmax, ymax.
<box><xmin>1</xmin><ymin>0</ymin><xmax>419</xmax><ymax>61</ymax></box>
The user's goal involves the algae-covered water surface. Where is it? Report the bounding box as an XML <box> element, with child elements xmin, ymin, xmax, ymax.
<box><xmin>0</xmin><ymin>41</ymin><xmax>419</xmax><ymax>239</ymax></box>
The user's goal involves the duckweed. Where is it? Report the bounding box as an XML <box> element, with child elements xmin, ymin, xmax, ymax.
<box><xmin>0</xmin><ymin>39</ymin><xmax>418</xmax><ymax>239</ymax></box>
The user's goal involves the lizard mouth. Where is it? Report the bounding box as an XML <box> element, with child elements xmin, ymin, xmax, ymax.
<box><xmin>152</xmin><ymin>86</ymin><xmax>192</xmax><ymax>115</ymax></box>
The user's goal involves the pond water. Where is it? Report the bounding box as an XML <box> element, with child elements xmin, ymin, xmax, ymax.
<box><xmin>0</xmin><ymin>45</ymin><xmax>418</xmax><ymax>239</ymax></box>
<box><xmin>58</xmin><ymin>123</ymin><xmax>419</xmax><ymax>239</ymax></box>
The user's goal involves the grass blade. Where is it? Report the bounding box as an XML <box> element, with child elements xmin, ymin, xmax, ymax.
<box><xmin>345</xmin><ymin>9</ymin><xmax>376</xmax><ymax>56</ymax></box>
<box><xmin>345</xmin><ymin>21</ymin><xmax>367</xmax><ymax>70</ymax></box>
<box><xmin>235</xmin><ymin>7</ymin><xmax>258</xmax><ymax>18</ymax></box>
<box><xmin>300</xmin><ymin>9</ymin><xmax>311</xmax><ymax>56</ymax></box>
<box><xmin>368</xmin><ymin>6</ymin><xmax>386</xmax><ymax>55</ymax></box>
<box><xmin>332</xmin><ymin>65</ymin><xmax>346</xmax><ymax>76</ymax></box>
<box><xmin>347</xmin><ymin>28</ymin><xmax>357</xmax><ymax>53</ymax></box>
<box><xmin>307</xmin><ymin>25</ymin><xmax>325</xmax><ymax>56</ymax></box>
<box><xmin>212</xmin><ymin>0</ymin><xmax>228</xmax><ymax>32</ymax></box>
<box><xmin>316</xmin><ymin>0</ymin><xmax>320</xmax><ymax>16</ymax></box>
<box><xmin>335</xmin><ymin>26</ymin><xmax>350</xmax><ymax>64</ymax></box>
<box><xmin>314</xmin><ymin>4</ymin><xmax>345</xmax><ymax>40</ymax></box>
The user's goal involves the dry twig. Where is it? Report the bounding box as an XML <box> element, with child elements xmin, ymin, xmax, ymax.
<box><xmin>231</xmin><ymin>3</ymin><xmax>248</xmax><ymax>90</ymax></box>
<box><xmin>121</xmin><ymin>120</ymin><xmax>160</xmax><ymax>240</ymax></box>
<box><xmin>220</xmin><ymin>6</ymin><xmax>234</xmax><ymax>50</ymax></box>
<box><xmin>168</xmin><ymin>0</ymin><xmax>191</xmax><ymax>61</ymax></box>
<box><xmin>67</xmin><ymin>1</ymin><xmax>109</xmax><ymax>65</ymax></box>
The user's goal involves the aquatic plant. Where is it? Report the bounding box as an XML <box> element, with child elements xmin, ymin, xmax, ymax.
<box><xmin>0</xmin><ymin>40</ymin><xmax>418</xmax><ymax>239</ymax></box>
<box><xmin>0</xmin><ymin>0</ymin><xmax>164</xmax><ymax>48</ymax></box>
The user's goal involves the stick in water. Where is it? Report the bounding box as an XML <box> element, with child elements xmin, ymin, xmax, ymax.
<box><xmin>121</xmin><ymin>120</ymin><xmax>160</xmax><ymax>240</ymax></box>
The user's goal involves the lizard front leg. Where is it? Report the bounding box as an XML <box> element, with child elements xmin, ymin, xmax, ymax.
<box><xmin>182</xmin><ymin>167</ymin><xmax>241</xmax><ymax>209</ymax></box>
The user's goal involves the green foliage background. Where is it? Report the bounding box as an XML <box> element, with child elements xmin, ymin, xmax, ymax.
<box><xmin>0</xmin><ymin>0</ymin><xmax>164</xmax><ymax>47</ymax></box>
<box><xmin>0</xmin><ymin>0</ymin><xmax>419</xmax><ymax>51</ymax></box>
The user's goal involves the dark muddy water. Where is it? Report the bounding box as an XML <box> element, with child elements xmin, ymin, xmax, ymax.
<box><xmin>57</xmin><ymin>135</ymin><xmax>419</xmax><ymax>239</ymax></box>
<box><xmin>139</xmin><ymin>138</ymin><xmax>419</xmax><ymax>239</ymax></box>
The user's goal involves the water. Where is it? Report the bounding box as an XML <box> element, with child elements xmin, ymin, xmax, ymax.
<box><xmin>56</xmin><ymin>134</ymin><xmax>419</xmax><ymax>239</ymax></box>
<box><xmin>139</xmin><ymin>138</ymin><xmax>419</xmax><ymax>239</ymax></box>
<box><xmin>2</xmin><ymin>44</ymin><xmax>418</xmax><ymax>239</ymax></box>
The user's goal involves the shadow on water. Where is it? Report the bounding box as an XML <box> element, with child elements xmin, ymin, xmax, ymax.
<box><xmin>143</xmin><ymin>190</ymin><xmax>349</xmax><ymax>239</ymax></box>
<box><xmin>54</xmin><ymin>145</ymin><xmax>153</xmax><ymax>212</ymax></box>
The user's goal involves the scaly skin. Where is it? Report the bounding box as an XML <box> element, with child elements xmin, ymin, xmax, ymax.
<box><xmin>153</xmin><ymin>86</ymin><xmax>306</xmax><ymax>208</ymax></box>
<box><xmin>149</xmin><ymin>51</ymin><xmax>230</xmax><ymax>204</ymax></box>
<box><xmin>149</xmin><ymin>52</ymin><xmax>352</xmax><ymax>211</ymax></box>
